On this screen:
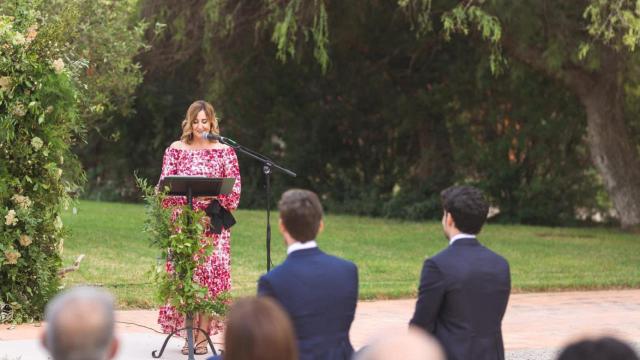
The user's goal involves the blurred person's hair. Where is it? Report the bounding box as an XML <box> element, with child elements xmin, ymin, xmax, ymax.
<box><xmin>44</xmin><ymin>286</ymin><xmax>116</xmax><ymax>360</ymax></box>
<box><xmin>354</xmin><ymin>328</ymin><xmax>445</xmax><ymax>360</ymax></box>
<box><xmin>557</xmin><ymin>336</ymin><xmax>639</xmax><ymax>360</ymax></box>
<box><xmin>223</xmin><ymin>297</ymin><xmax>298</xmax><ymax>360</ymax></box>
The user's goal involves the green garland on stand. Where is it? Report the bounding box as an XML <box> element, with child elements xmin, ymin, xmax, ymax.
<box><xmin>137</xmin><ymin>176</ymin><xmax>229</xmax><ymax>319</ymax></box>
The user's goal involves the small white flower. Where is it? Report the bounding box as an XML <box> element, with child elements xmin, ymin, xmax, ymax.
<box><xmin>19</xmin><ymin>234</ymin><xmax>32</xmax><ymax>247</ymax></box>
<box><xmin>52</xmin><ymin>58</ymin><xmax>65</xmax><ymax>74</ymax></box>
<box><xmin>4</xmin><ymin>209</ymin><xmax>18</xmax><ymax>226</ymax></box>
<box><xmin>11</xmin><ymin>194</ymin><xmax>32</xmax><ymax>209</ymax></box>
<box><xmin>31</xmin><ymin>137</ymin><xmax>43</xmax><ymax>150</ymax></box>
<box><xmin>56</xmin><ymin>168</ymin><xmax>63</xmax><ymax>178</ymax></box>
<box><xmin>25</xmin><ymin>25</ymin><xmax>37</xmax><ymax>43</ymax></box>
<box><xmin>0</xmin><ymin>76</ymin><xmax>11</xmax><ymax>92</ymax></box>
<box><xmin>12</xmin><ymin>33</ymin><xmax>26</xmax><ymax>46</ymax></box>
<box><xmin>4</xmin><ymin>250</ymin><xmax>21</xmax><ymax>265</ymax></box>
<box><xmin>13</xmin><ymin>103</ymin><xmax>26</xmax><ymax>117</ymax></box>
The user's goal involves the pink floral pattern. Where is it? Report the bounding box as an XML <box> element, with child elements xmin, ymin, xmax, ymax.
<box><xmin>156</xmin><ymin>146</ymin><xmax>241</xmax><ymax>336</ymax></box>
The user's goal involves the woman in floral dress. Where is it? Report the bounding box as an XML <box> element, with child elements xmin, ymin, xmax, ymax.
<box><xmin>157</xmin><ymin>100</ymin><xmax>241</xmax><ymax>355</ymax></box>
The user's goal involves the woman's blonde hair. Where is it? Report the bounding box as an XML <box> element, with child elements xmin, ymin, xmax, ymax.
<box><xmin>180</xmin><ymin>100</ymin><xmax>219</xmax><ymax>144</ymax></box>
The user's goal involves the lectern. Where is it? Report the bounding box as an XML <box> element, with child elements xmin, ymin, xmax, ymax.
<box><xmin>152</xmin><ymin>176</ymin><xmax>235</xmax><ymax>360</ymax></box>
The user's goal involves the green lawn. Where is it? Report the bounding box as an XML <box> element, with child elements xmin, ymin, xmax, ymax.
<box><xmin>61</xmin><ymin>200</ymin><xmax>640</xmax><ymax>309</ymax></box>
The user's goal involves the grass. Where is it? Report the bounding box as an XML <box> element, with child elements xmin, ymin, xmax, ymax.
<box><xmin>61</xmin><ymin>200</ymin><xmax>640</xmax><ymax>309</ymax></box>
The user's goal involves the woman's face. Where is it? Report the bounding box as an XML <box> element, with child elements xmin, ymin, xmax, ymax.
<box><xmin>192</xmin><ymin>110</ymin><xmax>211</xmax><ymax>138</ymax></box>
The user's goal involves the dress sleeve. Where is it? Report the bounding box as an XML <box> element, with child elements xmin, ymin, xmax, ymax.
<box><xmin>157</xmin><ymin>147</ymin><xmax>178</xmax><ymax>190</ymax></box>
<box><xmin>218</xmin><ymin>148</ymin><xmax>241</xmax><ymax>211</ymax></box>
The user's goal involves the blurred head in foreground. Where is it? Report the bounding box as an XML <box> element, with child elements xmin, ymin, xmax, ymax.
<box><xmin>557</xmin><ymin>336</ymin><xmax>639</xmax><ymax>360</ymax></box>
<box><xmin>223</xmin><ymin>297</ymin><xmax>298</xmax><ymax>360</ymax></box>
<box><xmin>43</xmin><ymin>286</ymin><xmax>118</xmax><ymax>360</ymax></box>
<box><xmin>355</xmin><ymin>328</ymin><xmax>445</xmax><ymax>360</ymax></box>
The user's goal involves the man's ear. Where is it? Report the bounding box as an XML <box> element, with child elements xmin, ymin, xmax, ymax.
<box><xmin>446</xmin><ymin>212</ymin><xmax>455</xmax><ymax>228</ymax></box>
<box><xmin>279</xmin><ymin>218</ymin><xmax>286</xmax><ymax>234</ymax></box>
<box><xmin>318</xmin><ymin>219</ymin><xmax>324</xmax><ymax>234</ymax></box>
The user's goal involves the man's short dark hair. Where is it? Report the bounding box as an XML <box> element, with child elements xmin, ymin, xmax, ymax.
<box><xmin>557</xmin><ymin>337</ymin><xmax>639</xmax><ymax>360</ymax></box>
<box><xmin>440</xmin><ymin>185</ymin><xmax>489</xmax><ymax>235</ymax></box>
<box><xmin>278</xmin><ymin>189</ymin><xmax>323</xmax><ymax>242</ymax></box>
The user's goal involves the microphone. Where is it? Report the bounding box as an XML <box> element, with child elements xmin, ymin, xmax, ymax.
<box><xmin>202</xmin><ymin>132</ymin><xmax>238</xmax><ymax>146</ymax></box>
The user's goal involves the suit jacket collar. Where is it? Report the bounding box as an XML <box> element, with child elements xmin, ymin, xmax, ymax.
<box><xmin>449</xmin><ymin>237</ymin><xmax>480</xmax><ymax>247</ymax></box>
<box><xmin>286</xmin><ymin>247</ymin><xmax>322</xmax><ymax>259</ymax></box>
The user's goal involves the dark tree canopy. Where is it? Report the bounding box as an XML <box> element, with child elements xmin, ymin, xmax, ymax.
<box><xmin>98</xmin><ymin>0</ymin><xmax>615</xmax><ymax>227</ymax></box>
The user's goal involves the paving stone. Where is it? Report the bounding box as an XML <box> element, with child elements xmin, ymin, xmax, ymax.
<box><xmin>1</xmin><ymin>289</ymin><xmax>639</xmax><ymax>359</ymax></box>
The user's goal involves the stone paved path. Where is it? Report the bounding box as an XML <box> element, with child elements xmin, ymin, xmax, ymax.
<box><xmin>1</xmin><ymin>289</ymin><xmax>639</xmax><ymax>359</ymax></box>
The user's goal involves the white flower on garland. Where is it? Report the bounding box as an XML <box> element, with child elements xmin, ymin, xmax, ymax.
<box><xmin>31</xmin><ymin>137</ymin><xmax>43</xmax><ymax>150</ymax></box>
<box><xmin>11</xmin><ymin>194</ymin><xmax>32</xmax><ymax>209</ymax></box>
<box><xmin>5</xmin><ymin>209</ymin><xmax>18</xmax><ymax>226</ymax></box>
<box><xmin>0</xmin><ymin>76</ymin><xmax>11</xmax><ymax>92</ymax></box>
<box><xmin>52</xmin><ymin>58</ymin><xmax>65</xmax><ymax>74</ymax></box>
<box><xmin>19</xmin><ymin>234</ymin><xmax>32</xmax><ymax>247</ymax></box>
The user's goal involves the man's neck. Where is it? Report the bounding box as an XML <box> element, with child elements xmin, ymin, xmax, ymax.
<box><xmin>449</xmin><ymin>232</ymin><xmax>475</xmax><ymax>245</ymax></box>
<box><xmin>287</xmin><ymin>240</ymin><xmax>318</xmax><ymax>255</ymax></box>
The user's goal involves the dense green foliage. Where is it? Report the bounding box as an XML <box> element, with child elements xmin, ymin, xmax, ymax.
<box><xmin>60</xmin><ymin>200</ymin><xmax>640</xmax><ymax>307</ymax></box>
<box><xmin>0</xmin><ymin>4</ymin><xmax>82</xmax><ymax>323</ymax></box>
<box><xmin>0</xmin><ymin>0</ymin><xmax>146</xmax><ymax>323</ymax></box>
<box><xmin>108</xmin><ymin>1</ymin><xmax>607</xmax><ymax>226</ymax></box>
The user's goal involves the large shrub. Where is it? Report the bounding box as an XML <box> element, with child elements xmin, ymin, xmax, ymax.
<box><xmin>0</xmin><ymin>7</ymin><xmax>83</xmax><ymax>323</ymax></box>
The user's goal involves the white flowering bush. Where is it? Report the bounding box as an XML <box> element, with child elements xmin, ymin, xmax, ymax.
<box><xmin>0</xmin><ymin>6</ymin><xmax>84</xmax><ymax>323</ymax></box>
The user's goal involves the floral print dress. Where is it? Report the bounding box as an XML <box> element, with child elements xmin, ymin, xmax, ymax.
<box><xmin>156</xmin><ymin>146</ymin><xmax>241</xmax><ymax>335</ymax></box>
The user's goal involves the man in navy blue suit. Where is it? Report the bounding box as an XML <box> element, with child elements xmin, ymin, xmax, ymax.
<box><xmin>258</xmin><ymin>189</ymin><xmax>358</xmax><ymax>360</ymax></box>
<box><xmin>410</xmin><ymin>185</ymin><xmax>511</xmax><ymax>360</ymax></box>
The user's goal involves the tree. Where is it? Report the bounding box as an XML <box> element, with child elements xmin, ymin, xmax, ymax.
<box><xmin>128</xmin><ymin>0</ymin><xmax>601</xmax><ymax>224</ymax></box>
<box><xmin>420</xmin><ymin>0</ymin><xmax>640</xmax><ymax>229</ymax></box>
<box><xmin>245</xmin><ymin>0</ymin><xmax>640</xmax><ymax>230</ymax></box>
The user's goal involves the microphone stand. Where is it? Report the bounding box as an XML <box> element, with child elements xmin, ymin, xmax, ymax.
<box><xmin>217</xmin><ymin>137</ymin><xmax>296</xmax><ymax>272</ymax></box>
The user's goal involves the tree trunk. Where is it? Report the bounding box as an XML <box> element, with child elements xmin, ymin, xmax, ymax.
<box><xmin>412</xmin><ymin>115</ymin><xmax>454</xmax><ymax>190</ymax></box>
<box><xmin>570</xmin><ymin>55</ymin><xmax>640</xmax><ymax>230</ymax></box>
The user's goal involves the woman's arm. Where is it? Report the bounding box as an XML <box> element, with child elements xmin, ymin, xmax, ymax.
<box><xmin>217</xmin><ymin>148</ymin><xmax>241</xmax><ymax>211</ymax></box>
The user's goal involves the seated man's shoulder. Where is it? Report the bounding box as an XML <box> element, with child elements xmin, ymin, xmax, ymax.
<box><xmin>323</xmin><ymin>252</ymin><xmax>358</xmax><ymax>271</ymax></box>
<box><xmin>425</xmin><ymin>247</ymin><xmax>451</xmax><ymax>263</ymax></box>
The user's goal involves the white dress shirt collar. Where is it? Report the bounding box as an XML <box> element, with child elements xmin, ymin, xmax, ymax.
<box><xmin>449</xmin><ymin>233</ymin><xmax>476</xmax><ymax>245</ymax></box>
<box><xmin>287</xmin><ymin>240</ymin><xmax>318</xmax><ymax>255</ymax></box>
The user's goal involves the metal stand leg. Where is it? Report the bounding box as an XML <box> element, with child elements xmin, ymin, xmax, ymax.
<box><xmin>151</xmin><ymin>313</ymin><xmax>218</xmax><ymax>358</ymax></box>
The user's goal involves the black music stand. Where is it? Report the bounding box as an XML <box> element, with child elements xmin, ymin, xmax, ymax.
<box><xmin>152</xmin><ymin>176</ymin><xmax>235</xmax><ymax>360</ymax></box>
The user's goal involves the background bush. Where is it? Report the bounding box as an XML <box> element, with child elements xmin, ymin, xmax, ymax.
<box><xmin>0</xmin><ymin>0</ymin><xmax>145</xmax><ymax>323</ymax></box>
